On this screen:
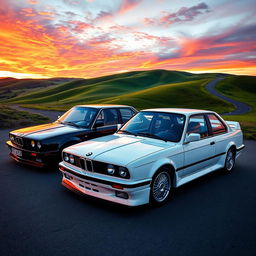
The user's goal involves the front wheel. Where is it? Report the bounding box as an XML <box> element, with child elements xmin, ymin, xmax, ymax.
<box><xmin>150</xmin><ymin>168</ymin><xmax>172</xmax><ymax>206</ymax></box>
<box><xmin>223</xmin><ymin>148</ymin><xmax>236</xmax><ymax>173</ymax></box>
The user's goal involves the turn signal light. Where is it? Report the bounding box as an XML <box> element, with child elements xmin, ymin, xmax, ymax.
<box><xmin>112</xmin><ymin>184</ymin><xmax>124</xmax><ymax>190</ymax></box>
<box><xmin>59</xmin><ymin>166</ymin><xmax>65</xmax><ymax>171</ymax></box>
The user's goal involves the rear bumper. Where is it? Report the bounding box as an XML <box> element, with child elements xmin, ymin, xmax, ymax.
<box><xmin>59</xmin><ymin>162</ymin><xmax>151</xmax><ymax>206</ymax></box>
<box><xmin>6</xmin><ymin>140</ymin><xmax>59</xmax><ymax>168</ymax></box>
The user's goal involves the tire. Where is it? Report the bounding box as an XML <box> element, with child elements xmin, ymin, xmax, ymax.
<box><xmin>150</xmin><ymin>167</ymin><xmax>172</xmax><ymax>206</ymax></box>
<box><xmin>223</xmin><ymin>148</ymin><xmax>236</xmax><ymax>173</ymax></box>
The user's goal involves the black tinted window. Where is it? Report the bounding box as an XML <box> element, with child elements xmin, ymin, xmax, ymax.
<box><xmin>58</xmin><ymin>107</ymin><xmax>98</xmax><ymax>127</ymax></box>
<box><xmin>96</xmin><ymin>109</ymin><xmax>118</xmax><ymax>126</ymax></box>
<box><xmin>120</xmin><ymin>108</ymin><xmax>135</xmax><ymax>123</ymax></box>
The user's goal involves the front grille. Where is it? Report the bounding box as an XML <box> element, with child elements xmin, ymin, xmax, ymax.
<box><xmin>80</xmin><ymin>158</ymin><xmax>86</xmax><ymax>170</ymax></box>
<box><xmin>86</xmin><ymin>160</ymin><xmax>93</xmax><ymax>172</ymax></box>
<box><xmin>92</xmin><ymin>161</ymin><xmax>107</xmax><ymax>174</ymax></box>
<box><xmin>14</xmin><ymin>136</ymin><xmax>23</xmax><ymax>147</ymax></box>
<box><xmin>11</xmin><ymin>135</ymin><xmax>36</xmax><ymax>150</ymax></box>
<box><xmin>72</xmin><ymin>155</ymin><xmax>92</xmax><ymax>172</ymax></box>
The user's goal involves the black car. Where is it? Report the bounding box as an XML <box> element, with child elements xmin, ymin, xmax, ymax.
<box><xmin>6</xmin><ymin>105</ymin><xmax>137</xmax><ymax>167</ymax></box>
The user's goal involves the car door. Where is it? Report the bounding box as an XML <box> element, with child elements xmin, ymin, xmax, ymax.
<box><xmin>92</xmin><ymin>108</ymin><xmax>120</xmax><ymax>137</ymax></box>
<box><xmin>180</xmin><ymin>114</ymin><xmax>216</xmax><ymax>178</ymax></box>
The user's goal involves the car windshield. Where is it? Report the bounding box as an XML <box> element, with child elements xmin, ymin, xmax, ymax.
<box><xmin>118</xmin><ymin>111</ymin><xmax>186</xmax><ymax>142</ymax></box>
<box><xmin>57</xmin><ymin>107</ymin><xmax>98</xmax><ymax>128</ymax></box>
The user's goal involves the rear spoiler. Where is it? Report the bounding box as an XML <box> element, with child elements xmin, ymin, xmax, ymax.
<box><xmin>226</xmin><ymin>121</ymin><xmax>241</xmax><ymax>131</ymax></box>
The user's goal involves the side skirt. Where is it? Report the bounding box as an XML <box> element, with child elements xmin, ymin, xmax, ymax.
<box><xmin>176</xmin><ymin>163</ymin><xmax>224</xmax><ymax>187</ymax></box>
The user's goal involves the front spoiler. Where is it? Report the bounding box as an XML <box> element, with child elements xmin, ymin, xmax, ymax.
<box><xmin>6</xmin><ymin>140</ymin><xmax>59</xmax><ymax>168</ymax></box>
<box><xmin>59</xmin><ymin>162</ymin><xmax>151</xmax><ymax>206</ymax></box>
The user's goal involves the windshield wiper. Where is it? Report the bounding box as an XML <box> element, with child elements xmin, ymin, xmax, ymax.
<box><xmin>137</xmin><ymin>132</ymin><xmax>167</xmax><ymax>142</ymax></box>
<box><xmin>118</xmin><ymin>130</ymin><xmax>137</xmax><ymax>136</ymax></box>
<box><xmin>63</xmin><ymin>121</ymin><xmax>80</xmax><ymax>128</ymax></box>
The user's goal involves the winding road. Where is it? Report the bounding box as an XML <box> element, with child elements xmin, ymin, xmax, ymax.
<box><xmin>11</xmin><ymin>76</ymin><xmax>251</xmax><ymax>120</ymax></box>
<box><xmin>11</xmin><ymin>104</ymin><xmax>64</xmax><ymax>122</ymax></box>
<box><xmin>205</xmin><ymin>77</ymin><xmax>251</xmax><ymax>115</ymax></box>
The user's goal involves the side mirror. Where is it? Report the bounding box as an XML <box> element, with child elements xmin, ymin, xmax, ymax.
<box><xmin>94</xmin><ymin>121</ymin><xmax>104</xmax><ymax>128</ymax></box>
<box><xmin>117</xmin><ymin>124</ymin><xmax>122</xmax><ymax>130</ymax></box>
<box><xmin>185</xmin><ymin>133</ymin><xmax>201</xmax><ymax>143</ymax></box>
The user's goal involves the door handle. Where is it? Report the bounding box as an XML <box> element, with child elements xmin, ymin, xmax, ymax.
<box><xmin>210</xmin><ymin>141</ymin><xmax>215</xmax><ymax>145</ymax></box>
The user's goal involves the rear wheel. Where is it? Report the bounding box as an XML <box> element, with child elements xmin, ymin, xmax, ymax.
<box><xmin>223</xmin><ymin>148</ymin><xmax>236</xmax><ymax>173</ymax></box>
<box><xmin>150</xmin><ymin>168</ymin><xmax>172</xmax><ymax>206</ymax></box>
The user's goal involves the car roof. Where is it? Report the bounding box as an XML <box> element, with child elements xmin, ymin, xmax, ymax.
<box><xmin>75</xmin><ymin>104</ymin><xmax>133</xmax><ymax>109</ymax></box>
<box><xmin>141</xmin><ymin>108</ymin><xmax>214</xmax><ymax>116</ymax></box>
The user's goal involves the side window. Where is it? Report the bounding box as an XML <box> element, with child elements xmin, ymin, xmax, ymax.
<box><xmin>120</xmin><ymin>108</ymin><xmax>135</xmax><ymax>123</ymax></box>
<box><xmin>100</xmin><ymin>109</ymin><xmax>118</xmax><ymax>126</ymax></box>
<box><xmin>207</xmin><ymin>114</ymin><xmax>227</xmax><ymax>135</ymax></box>
<box><xmin>187</xmin><ymin>115</ymin><xmax>208</xmax><ymax>138</ymax></box>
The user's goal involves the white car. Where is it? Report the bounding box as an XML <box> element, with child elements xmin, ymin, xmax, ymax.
<box><xmin>59</xmin><ymin>108</ymin><xmax>244</xmax><ymax>206</ymax></box>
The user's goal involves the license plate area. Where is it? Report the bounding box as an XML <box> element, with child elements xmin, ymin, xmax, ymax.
<box><xmin>11</xmin><ymin>148</ymin><xmax>22</xmax><ymax>157</ymax></box>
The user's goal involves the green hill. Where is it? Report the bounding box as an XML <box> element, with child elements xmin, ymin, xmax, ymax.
<box><xmin>2</xmin><ymin>70</ymin><xmax>255</xmax><ymax>139</ymax></box>
<box><xmin>216</xmin><ymin>75</ymin><xmax>256</xmax><ymax>139</ymax></box>
<box><xmin>0</xmin><ymin>77</ymin><xmax>76</xmax><ymax>100</ymax></box>
<box><xmin>0</xmin><ymin>104</ymin><xmax>49</xmax><ymax>128</ymax></box>
<box><xmin>5</xmin><ymin>70</ymin><xmax>217</xmax><ymax>107</ymax></box>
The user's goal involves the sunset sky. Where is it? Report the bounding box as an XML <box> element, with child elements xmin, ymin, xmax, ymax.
<box><xmin>0</xmin><ymin>0</ymin><xmax>255</xmax><ymax>78</ymax></box>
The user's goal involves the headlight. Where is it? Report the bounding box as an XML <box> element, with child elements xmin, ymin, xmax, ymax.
<box><xmin>69</xmin><ymin>154</ymin><xmax>74</xmax><ymax>164</ymax></box>
<box><xmin>37</xmin><ymin>141</ymin><xmax>42</xmax><ymax>149</ymax></box>
<box><xmin>107</xmin><ymin>164</ymin><xmax>115</xmax><ymax>175</ymax></box>
<box><xmin>10</xmin><ymin>135</ymin><xmax>15</xmax><ymax>141</ymax></box>
<box><xmin>119</xmin><ymin>167</ymin><xmax>128</xmax><ymax>178</ymax></box>
<box><xmin>31</xmin><ymin>140</ymin><xmax>35</xmax><ymax>147</ymax></box>
<box><xmin>63</xmin><ymin>152</ymin><xmax>69</xmax><ymax>162</ymax></box>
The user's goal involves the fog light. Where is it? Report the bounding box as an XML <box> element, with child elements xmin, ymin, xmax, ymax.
<box><xmin>64</xmin><ymin>173</ymin><xmax>73</xmax><ymax>180</ymax></box>
<box><xmin>115</xmin><ymin>191</ymin><xmax>128</xmax><ymax>199</ymax></box>
<box><xmin>107</xmin><ymin>164</ymin><xmax>115</xmax><ymax>175</ymax></box>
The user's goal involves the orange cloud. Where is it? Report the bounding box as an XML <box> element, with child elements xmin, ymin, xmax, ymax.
<box><xmin>0</xmin><ymin>0</ymin><xmax>255</xmax><ymax>78</ymax></box>
<box><xmin>27</xmin><ymin>0</ymin><xmax>38</xmax><ymax>4</ymax></box>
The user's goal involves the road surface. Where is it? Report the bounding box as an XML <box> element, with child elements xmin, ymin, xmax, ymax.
<box><xmin>205</xmin><ymin>77</ymin><xmax>251</xmax><ymax>115</ymax></box>
<box><xmin>1</xmin><ymin>128</ymin><xmax>256</xmax><ymax>256</ymax></box>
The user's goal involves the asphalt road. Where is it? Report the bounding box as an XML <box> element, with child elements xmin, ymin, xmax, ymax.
<box><xmin>205</xmin><ymin>77</ymin><xmax>251</xmax><ymax>115</ymax></box>
<box><xmin>1</xmin><ymin>127</ymin><xmax>256</xmax><ymax>256</ymax></box>
<box><xmin>11</xmin><ymin>104</ymin><xmax>64</xmax><ymax>122</ymax></box>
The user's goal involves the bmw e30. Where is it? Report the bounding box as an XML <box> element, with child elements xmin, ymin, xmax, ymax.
<box><xmin>59</xmin><ymin>108</ymin><xmax>244</xmax><ymax>206</ymax></box>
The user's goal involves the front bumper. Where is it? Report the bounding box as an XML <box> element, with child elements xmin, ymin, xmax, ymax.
<box><xmin>6</xmin><ymin>140</ymin><xmax>59</xmax><ymax>168</ymax></box>
<box><xmin>59</xmin><ymin>162</ymin><xmax>151</xmax><ymax>206</ymax></box>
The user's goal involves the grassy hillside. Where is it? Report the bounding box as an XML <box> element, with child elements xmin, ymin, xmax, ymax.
<box><xmin>5</xmin><ymin>70</ymin><xmax>218</xmax><ymax>108</ymax></box>
<box><xmin>2</xmin><ymin>70</ymin><xmax>255</xmax><ymax>139</ymax></box>
<box><xmin>101</xmin><ymin>79</ymin><xmax>235</xmax><ymax>113</ymax></box>
<box><xmin>216</xmin><ymin>76</ymin><xmax>256</xmax><ymax>139</ymax></box>
<box><xmin>0</xmin><ymin>104</ymin><xmax>49</xmax><ymax>128</ymax></box>
<box><xmin>0</xmin><ymin>77</ymin><xmax>76</xmax><ymax>100</ymax></box>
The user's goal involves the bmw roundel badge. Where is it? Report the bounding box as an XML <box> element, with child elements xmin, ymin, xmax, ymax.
<box><xmin>86</xmin><ymin>152</ymin><xmax>93</xmax><ymax>156</ymax></box>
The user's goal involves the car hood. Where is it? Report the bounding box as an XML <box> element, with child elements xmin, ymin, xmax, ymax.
<box><xmin>10</xmin><ymin>122</ymin><xmax>85</xmax><ymax>140</ymax></box>
<box><xmin>66</xmin><ymin>134</ymin><xmax>176</xmax><ymax>166</ymax></box>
